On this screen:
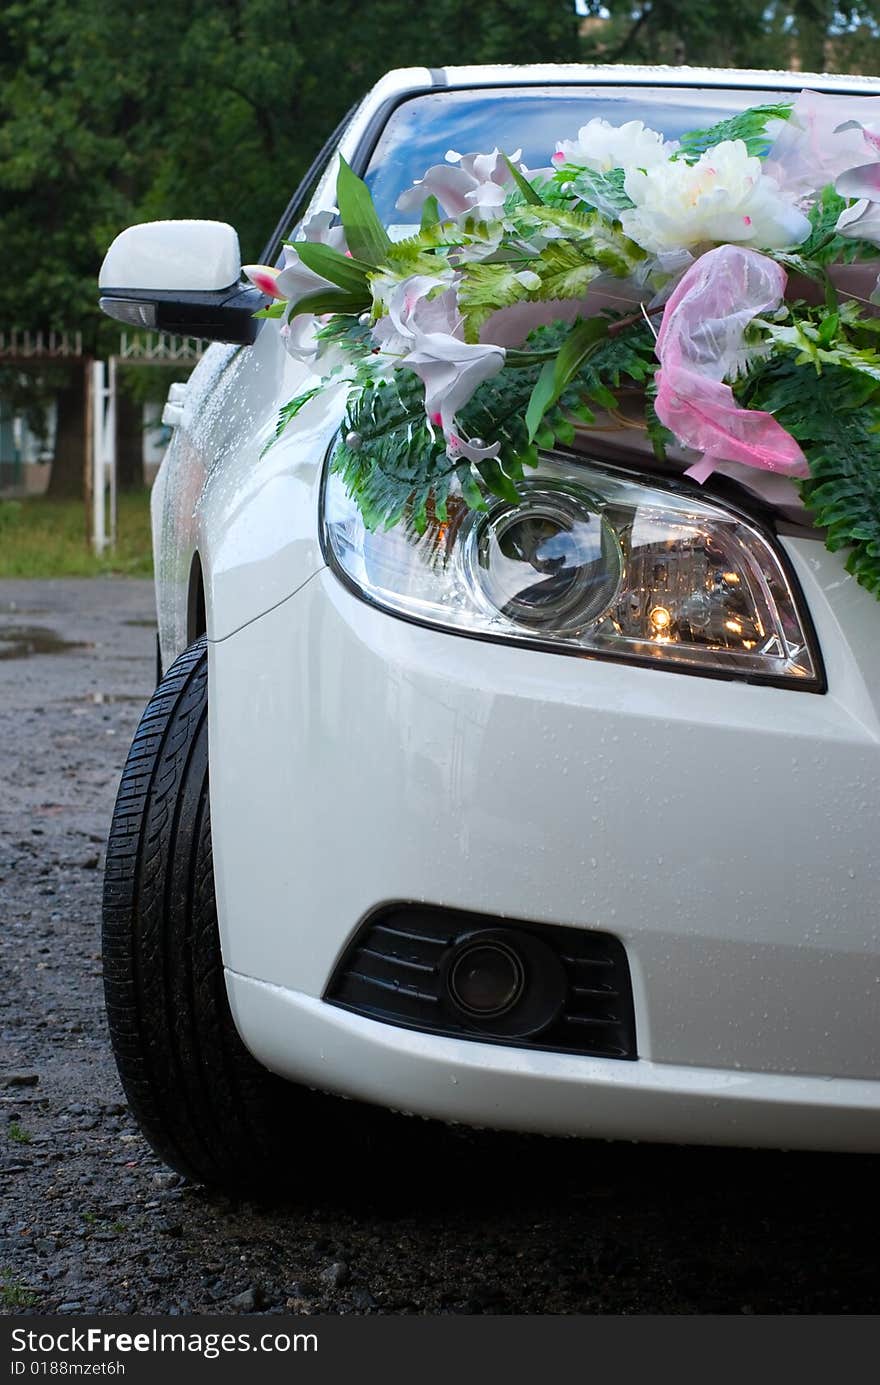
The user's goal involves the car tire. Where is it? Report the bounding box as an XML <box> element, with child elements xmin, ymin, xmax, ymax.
<box><xmin>102</xmin><ymin>636</ymin><xmax>364</xmax><ymax>1195</ymax></box>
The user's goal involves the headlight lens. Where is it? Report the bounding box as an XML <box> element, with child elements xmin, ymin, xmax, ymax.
<box><xmin>322</xmin><ymin>452</ymin><xmax>820</xmax><ymax>687</ymax></box>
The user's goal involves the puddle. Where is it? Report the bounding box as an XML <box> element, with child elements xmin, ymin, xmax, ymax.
<box><xmin>124</xmin><ymin>619</ymin><xmax>158</xmax><ymax>629</ymax></box>
<box><xmin>0</xmin><ymin>625</ymin><xmax>90</xmax><ymax>660</ymax></box>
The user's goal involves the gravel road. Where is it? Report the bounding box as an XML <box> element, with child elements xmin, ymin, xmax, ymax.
<box><xmin>0</xmin><ymin>578</ymin><xmax>877</xmax><ymax>1317</ymax></box>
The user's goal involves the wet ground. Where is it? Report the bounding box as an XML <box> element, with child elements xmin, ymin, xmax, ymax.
<box><xmin>0</xmin><ymin>578</ymin><xmax>878</xmax><ymax>1316</ymax></box>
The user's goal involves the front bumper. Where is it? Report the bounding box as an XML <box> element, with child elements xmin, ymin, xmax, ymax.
<box><xmin>209</xmin><ymin>536</ymin><xmax>880</xmax><ymax>1151</ymax></box>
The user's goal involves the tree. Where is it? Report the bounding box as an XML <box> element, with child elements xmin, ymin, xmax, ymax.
<box><xmin>5</xmin><ymin>0</ymin><xmax>880</xmax><ymax>497</ymax></box>
<box><xmin>578</xmin><ymin>1</ymin><xmax>880</xmax><ymax>72</ymax></box>
<box><xmin>0</xmin><ymin>0</ymin><xmax>580</xmax><ymax>495</ymax></box>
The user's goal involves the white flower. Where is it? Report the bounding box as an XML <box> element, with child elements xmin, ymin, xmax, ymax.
<box><xmin>370</xmin><ymin>274</ymin><xmax>459</xmax><ymax>357</ymax></box>
<box><xmin>278</xmin><ymin>315</ymin><xmax>355</xmax><ymax>380</ymax></box>
<box><xmin>765</xmin><ymin>91</ymin><xmax>880</xmax><ymax>197</ymax></box>
<box><xmin>621</xmin><ymin>140</ymin><xmax>811</xmax><ymax>254</ymax></box>
<box><xmin>370</xmin><ymin>274</ymin><xmax>505</xmax><ymax>461</ymax></box>
<box><xmin>275</xmin><ymin>210</ymin><xmax>348</xmax><ymax>302</ymax></box>
<box><xmin>397</xmin><ymin>148</ymin><xmax>520</xmax><ymax>221</ymax></box>
<box><xmin>407</xmin><ymin>332</ymin><xmax>505</xmax><ymax>451</ymax></box>
<box><xmin>551</xmin><ymin>118</ymin><xmax>672</xmax><ymax>174</ymax></box>
<box><xmin>836</xmin><ymin>197</ymin><xmax>880</xmax><ymax>246</ymax></box>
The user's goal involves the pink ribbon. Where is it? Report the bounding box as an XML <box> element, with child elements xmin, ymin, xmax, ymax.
<box><xmin>654</xmin><ymin>245</ymin><xmax>809</xmax><ymax>482</ymax></box>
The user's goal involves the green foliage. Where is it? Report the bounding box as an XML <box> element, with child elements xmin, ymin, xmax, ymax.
<box><xmin>263</xmin><ymin>388</ymin><xmax>323</xmax><ymax>456</ymax></box>
<box><xmin>287</xmin><ymin>287</ymin><xmax>371</xmax><ymax>320</ymax></box>
<box><xmin>565</xmin><ymin>167</ymin><xmax>634</xmax><ymax>214</ymax></box>
<box><xmin>747</xmin><ymin>358</ymin><xmax>880</xmax><ymax>595</ymax></box>
<box><xmin>336</xmin><ymin>157</ymin><xmax>392</xmax><ymax>267</ymax></box>
<box><xmin>330</xmin><ymin>317</ymin><xmax>658</xmax><ymax>531</ymax></box>
<box><xmin>332</xmin><ymin>373</ymin><xmax>452</xmax><ymax>532</ymax></box>
<box><xmin>0</xmin><ymin>1271</ymin><xmax>38</xmax><ymax>1311</ymax></box>
<box><xmin>0</xmin><ymin>492</ymin><xmax>153</xmax><ymax>577</ymax></box>
<box><xmin>674</xmin><ymin>102</ymin><xmax>794</xmax><ymax>162</ymax></box>
<box><xmin>295</xmin><ymin>242</ymin><xmax>372</xmax><ymax>294</ymax></box>
<box><xmin>528</xmin><ymin>243</ymin><xmax>601</xmax><ymax>302</ymax></box>
<box><xmin>453</xmin><ymin>208</ymin><xmax>643</xmax><ymax>339</ymax></box>
<box><xmin>458</xmin><ymin>263</ymin><xmax>535</xmax><ymax>341</ymax></box>
<box><xmin>526</xmin><ymin>317</ymin><xmax>610</xmax><ymax>440</ymax></box>
<box><xmin>577</xmin><ymin>1</ymin><xmax>879</xmax><ymax>74</ymax></box>
<box><xmin>504</xmin><ymin>154</ymin><xmax>544</xmax><ymax>206</ymax></box>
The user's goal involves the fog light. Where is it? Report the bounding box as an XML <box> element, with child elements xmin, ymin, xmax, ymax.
<box><xmin>442</xmin><ymin>928</ymin><xmax>567</xmax><ymax>1038</ymax></box>
<box><xmin>448</xmin><ymin>940</ymin><xmax>524</xmax><ymax>1018</ymax></box>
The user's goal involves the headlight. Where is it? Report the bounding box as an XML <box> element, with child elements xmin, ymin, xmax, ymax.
<box><xmin>322</xmin><ymin>451</ymin><xmax>821</xmax><ymax>688</ymax></box>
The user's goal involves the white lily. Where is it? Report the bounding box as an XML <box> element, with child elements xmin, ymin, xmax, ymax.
<box><xmin>370</xmin><ymin>274</ymin><xmax>505</xmax><ymax>461</ymax></box>
<box><xmin>244</xmin><ymin>210</ymin><xmax>350</xmax><ymax>307</ymax></box>
<box><xmin>407</xmin><ymin>333</ymin><xmax>506</xmax><ymax>460</ymax></box>
<box><xmin>370</xmin><ymin>274</ymin><xmax>458</xmax><ymax>357</ymax></box>
<box><xmin>276</xmin><ymin>210</ymin><xmax>349</xmax><ymax>301</ymax></box>
<box><xmin>397</xmin><ymin>148</ymin><xmax>520</xmax><ymax>222</ymax></box>
<box><xmin>836</xmin><ymin>197</ymin><xmax>880</xmax><ymax>246</ymax></box>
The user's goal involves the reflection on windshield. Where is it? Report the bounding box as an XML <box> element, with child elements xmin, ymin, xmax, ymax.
<box><xmin>365</xmin><ymin>85</ymin><xmax>784</xmax><ymax>226</ymax></box>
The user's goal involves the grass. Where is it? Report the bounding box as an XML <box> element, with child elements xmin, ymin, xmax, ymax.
<box><xmin>0</xmin><ymin>491</ymin><xmax>154</xmax><ymax>578</ymax></box>
<box><xmin>0</xmin><ymin>1271</ymin><xmax>39</xmax><ymax>1310</ymax></box>
<box><xmin>7</xmin><ymin>1122</ymin><xmax>32</xmax><ymax>1145</ymax></box>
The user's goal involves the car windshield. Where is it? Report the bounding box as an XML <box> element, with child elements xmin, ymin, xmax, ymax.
<box><xmin>365</xmin><ymin>85</ymin><xmax>786</xmax><ymax>230</ymax></box>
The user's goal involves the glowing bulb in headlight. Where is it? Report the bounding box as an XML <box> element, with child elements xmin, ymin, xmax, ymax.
<box><xmin>649</xmin><ymin>605</ymin><xmax>671</xmax><ymax>631</ymax></box>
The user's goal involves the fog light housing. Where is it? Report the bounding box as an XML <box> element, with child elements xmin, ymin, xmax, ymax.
<box><xmin>441</xmin><ymin>929</ymin><xmax>567</xmax><ymax>1039</ymax></box>
<box><xmin>448</xmin><ymin>939</ymin><xmax>525</xmax><ymax>1018</ymax></box>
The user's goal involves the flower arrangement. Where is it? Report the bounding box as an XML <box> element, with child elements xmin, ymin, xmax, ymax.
<box><xmin>245</xmin><ymin>90</ymin><xmax>880</xmax><ymax>600</ymax></box>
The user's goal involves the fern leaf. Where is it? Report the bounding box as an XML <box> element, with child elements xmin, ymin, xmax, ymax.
<box><xmin>675</xmin><ymin>102</ymin><xmax>793</xmax><ymax>162</ymax></box>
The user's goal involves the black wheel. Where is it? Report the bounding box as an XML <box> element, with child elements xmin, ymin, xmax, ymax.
<box><xmin>102</xmin><ymin>637</ymin><xmax>366</xmax><ymax>1195</ymax></box>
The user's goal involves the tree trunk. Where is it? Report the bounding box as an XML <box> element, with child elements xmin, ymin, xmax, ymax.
<box><xmin>47</xmin><ymin>364</ymin><xmax>87</xmax><ymax>499</ymax></box>
<box><xmin>116</xmin><ymin>388</ymin><xmax>144</xmax><ymax>492</ymax></box>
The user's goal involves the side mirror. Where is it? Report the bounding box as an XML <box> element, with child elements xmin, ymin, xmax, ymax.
<box><xmin>98</xmin><ymin>220</ymin><xmax>264</xmax><ymax>345</ymax></box>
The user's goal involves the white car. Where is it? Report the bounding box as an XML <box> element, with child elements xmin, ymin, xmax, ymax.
<box><xmin>99</xmin><ymin>65</ymin><xmax>880</xmax><ymax>1191</ymax></box>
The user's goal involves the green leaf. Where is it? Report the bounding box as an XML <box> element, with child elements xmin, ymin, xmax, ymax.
<box><xmin>533</xmin><ymin>243</ymin><xmax>602</xmax><ymax>302</ymax></box>
<box><xmin>458</xmin><ymin>262</ymin><xmax>534</xmax><ymax>342</ymax></box>
<box><xmin>747</xmin><ymin>356</ymin><xmax>880</xmax><ymax>598</ymax></box>
<box><xmin>675</xmin><ymin>102</ymin><xmax>794</xmax><ymax>162</ymax></box>
<box><xmin>566</xmin><ymin>166</ymin><xmax>634</xmax><ymax>214</ymax></box>
<box><xmin>253</xmin><ymin>300</ymin><xmax>287</xmax><ymax>319</ymax></box>
<box><xmin>287</xmin><ymin>286</ymin><xmax>371</xmax><ymax>320</ymax></box>
<box><xmin>504</xmin><ymin>154</ymin><xmax>543</xmax><ymax>205</ymax></box>
<box><xmin>475</xmin><ymin>456</ymin><xmax>522</xmax><ymax>503</ymax></box>
<box><xmin>294</xmin><ymin>241</ymin><xmax>372</xmax><ymax>294</ymax></box>
<box><xmin>336</xmin><ymin>155</ymin><xmax>391</xmax><ymax>268</ymax></box>
<box><xmin>420</xmin><ymin>194</ymin><xmax>441</xmax><ymax>231</ymax></box>
<box><xmin>525</xmin><ymin>317</ymin><xmax>610</xmax><ymax>440</ymax></box>
<box><xmin>525</xmin><ymin>361</ymin><xmax>558</xmax><ymax>443</ymax></box>
<box><xmin>531</xmin><ymin>232</ymin><xmax>642</xmax><ymax>301</ymax></box>
<box><xmin>263</xmin><ymin>387</ymin><xmax>323</xmax><ymax>455</ymax></box>
<box><xmin>458</xmin><ymin>466</ymin><xmax>487</xmax><ymax>511</ymax></box>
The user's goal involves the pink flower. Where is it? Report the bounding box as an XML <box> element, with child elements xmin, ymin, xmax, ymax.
<box><xmin>654</xmin><ymin>245</ymin><xmax>808</xmax><ymax>482</ymax></box>
<box><xmin>242</xmin><ymin>264</ymin><xmax>285</xmax><ymax>299</ymax></box>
